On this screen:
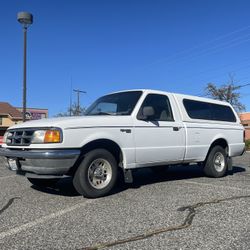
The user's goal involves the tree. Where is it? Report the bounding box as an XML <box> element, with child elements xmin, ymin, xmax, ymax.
<box><xmin>205</xmin><ymin>75</ymin><xmax>246</xmax><ymax>113</ymax></box>
<box><xmin>55</xmin><ymin>103</ymin><xmax>86</xmax><ymax>117</ymax></box>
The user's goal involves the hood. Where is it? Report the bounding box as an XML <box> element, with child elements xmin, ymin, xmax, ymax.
<box><xmin>8</xmin><ymin>115</ymin><xmax>133</xmax><ymax>130</ymax></box>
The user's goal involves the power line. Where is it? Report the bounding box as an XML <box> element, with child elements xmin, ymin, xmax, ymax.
<box><xmin>235</xmin><ymin>83</ymin><xmax>250</xmax><ymax>89</ymax></box>
<box><xmin>159</xmin><ymin>35</ymin><xmax>250</xmax><ymax>69</ymax></box>
<box><xmin>197</xmin><ymin>82</ymin><xmax>250</xmax><ymax>97</ymax></box>
<box><xmin>144</xmin><ymin>25</ymin><xmax>250</xmax><ymax>69</ymax></box>
<box><xmin>181</xmin><ymin>37</ymin><xmax>250</xmax><ymax>65</ymax></box>
<box><xmin>183</xmin><ymin>59</ymin><xmax>250</xmax><ymax>84</ymax></box>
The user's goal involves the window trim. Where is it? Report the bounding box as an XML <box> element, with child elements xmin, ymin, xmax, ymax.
<box><xmin>183</xmin><ymin>98</ymin><xmax>236</xmax><ymax>122</ymax></box>
<box><xmin>85</xmin><ymin>91</ymin><xmax>143</xmax><ymax>116</ymax></box>
<box><xmin>137</xmin><ymin>93</ymin><xmax>175</xmax><ymax>122</ymax></box>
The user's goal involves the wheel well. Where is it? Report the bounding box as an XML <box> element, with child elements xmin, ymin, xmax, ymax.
<box><xmin>68</xmin><ymin>139</ymin><xmax>123</xmax><ymax>175</ymax></box>
<box><xmin>211</xmin><ymin>138</ymin><xmax>228</xmax><ymax>150</ymax></box>
<box><xmin>207</xmin><ymin>138</ymin><xmax>229</xmax><ymax>158</ymax></box>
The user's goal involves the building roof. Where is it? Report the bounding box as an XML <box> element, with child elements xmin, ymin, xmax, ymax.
<box><xmin>0</xmin><ymin>102</ymin><xmax>22</xmax><ymax>119</ymax></box>
<box><xmin>16</xmin><ymin>107</ymin><xmax>48</xmax><ymax>111</ymax></box>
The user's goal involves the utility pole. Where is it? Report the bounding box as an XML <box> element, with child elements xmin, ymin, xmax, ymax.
<box><xmin>73</xmin><ymin>89</ymin><xmax>86</xmax><ymax>116</ymax></box>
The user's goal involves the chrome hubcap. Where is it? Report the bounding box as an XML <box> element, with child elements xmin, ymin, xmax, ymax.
<box><xmin>88</xmin><ymin>158</ymin><xmax>112</xmax><ymax>189</ymax></box>
<box><xmin>214</xmin><ymin>152</ymin><xmax>225</xmax><ymax>172</ymax></box>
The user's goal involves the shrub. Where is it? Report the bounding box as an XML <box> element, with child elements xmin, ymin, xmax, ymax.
<box><xmin>245</xmin><ymin>139</ymin><xmax>250</xmax><ymax>150</ymax></box>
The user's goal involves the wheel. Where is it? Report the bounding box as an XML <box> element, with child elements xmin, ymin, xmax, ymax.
<box><xmin>27</xmin><ymin>178</ymin><xmax>59</xmax><ymax>187</ymax></box>
<box><xmin>203</xmin><ymin>145</ymin><xmax>228</xmax><ymax>178</ymax></box>
<box><xmin>73</xmin><ymin>149</ymin><xmax>118</xmax><ymax>198</ymax></box>
<box><xmin>151</xmin><ymin>165</ymin><xmax>169</xmax><ymax>174</ymax></box>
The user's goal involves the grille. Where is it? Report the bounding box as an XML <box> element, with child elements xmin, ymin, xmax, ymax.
<box><xmin>6</xmin><ymin>129</ymin><xmax>35</xmax><ymax>146</ymax></box>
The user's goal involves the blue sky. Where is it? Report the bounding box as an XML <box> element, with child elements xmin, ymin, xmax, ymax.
<box><xmin>1</xmin><ymin>0</ymin><xmax>250</xmax><ymax>116</ymax></box>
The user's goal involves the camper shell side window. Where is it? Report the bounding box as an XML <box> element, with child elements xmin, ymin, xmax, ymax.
<box><xmin>183</xmin><ymin>99</ymin><xmax>236</xmax><ymax>122</ymax></box>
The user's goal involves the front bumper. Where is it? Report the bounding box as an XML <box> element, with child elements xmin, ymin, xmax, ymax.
<box><xmin>0</xmin><ymin>148</ymin><xmax>80</xmax><ymax>177</ymax></box>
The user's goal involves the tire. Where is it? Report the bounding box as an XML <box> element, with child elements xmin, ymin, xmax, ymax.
<box><xmin>27</xmin><ymin>178</ymin><xmax>59</xmax><ymax>187</ymax></box>
<box><xmin>73</xmin><ymin>149</ymin><xmax>118</xmax><ymax>198</ymax></box>
<box><xmin>203</xmin><ymin>145</ymin><xmax>228</xmax><ymax>178</ymax></box>
<box><xmin>151</xmin><ymin>165</ymin><xmax>169</xmax><ymax>174</ymax></box>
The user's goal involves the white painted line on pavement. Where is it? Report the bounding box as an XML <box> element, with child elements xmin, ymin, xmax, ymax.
<box><xmin>0</xmin><ymin>175</ymin><xmax>16</xmax><ymax>180</ymax></box>
<box><xmin>184</xmin><ymin>180</ymin><xmax>250</xmax><ymax>192</ymax></box>
<box><xmin>0</xmin><ymin>199</ymin><xmax>94</xmax><ymax>240</ymax></box>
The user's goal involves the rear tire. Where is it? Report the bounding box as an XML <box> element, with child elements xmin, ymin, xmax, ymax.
<box><xmin>203</xmin><ymin>145</ymin><xmax>228</xmax><ymax>178</ymax></box>
<box><xmin>73</xmin><ymin>149</ymin><xmax>118</xmax><ymax>198</ymax></box>
<box><xmin>27</xmin><ymin>178</ymin><xmax>59</xmax><ymax>187</ymax></box>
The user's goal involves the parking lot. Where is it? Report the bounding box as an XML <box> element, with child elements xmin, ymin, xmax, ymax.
<box><xmin>0</xmin><ymin>153</ymin><xmax>249</xmax><ymax>250</ymax></box>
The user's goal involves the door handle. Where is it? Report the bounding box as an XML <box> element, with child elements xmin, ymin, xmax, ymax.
<box><xmin>120</xmin><ymin>129</ymin><xmax>131</xmax><ymax>133</ymax></box>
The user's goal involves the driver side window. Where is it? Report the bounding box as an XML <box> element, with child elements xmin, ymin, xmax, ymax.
<box><xmin>137</xmin><ymin>94</ymin><xmax>174</xmax><ymax>121</ymax></box>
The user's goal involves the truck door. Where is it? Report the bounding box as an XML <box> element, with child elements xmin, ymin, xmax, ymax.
<box><xmin>134</xmin><ymin>93</ymin><xmax>185</xmax><ymax>164</ymax></box>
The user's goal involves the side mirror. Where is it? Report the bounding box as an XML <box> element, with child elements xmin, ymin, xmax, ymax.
<box><xmin>138</xmin><ymin>106</ymin><xmax>155</xmax><ymax>120</ymax></box>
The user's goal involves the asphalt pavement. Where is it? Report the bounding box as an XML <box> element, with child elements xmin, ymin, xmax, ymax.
<box><xmin>0</xmin><ymin>153</ymin><xmax>250</xmax><ymax>250</ymax></box>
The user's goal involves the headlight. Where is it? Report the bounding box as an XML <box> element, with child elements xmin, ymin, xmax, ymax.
<box><xmin>31</xmin><ymin>129</ymin><xmax>62</xmax><ymax>143</ymax></box>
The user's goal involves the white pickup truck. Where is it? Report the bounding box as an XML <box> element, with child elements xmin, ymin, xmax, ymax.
<box><xmin>0</xmin><ymin>89</ymin><xmax>245</xmax><ymax>198</ymax></box>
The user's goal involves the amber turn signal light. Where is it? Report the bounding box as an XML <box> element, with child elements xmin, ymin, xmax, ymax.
<box><xmin>44</xmin><ymin>130</ymin><xmax>61</xmax><ymax>143</ymax></box>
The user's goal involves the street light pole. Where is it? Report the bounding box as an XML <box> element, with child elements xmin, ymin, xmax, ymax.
<box><xmin>17</xmin><ymin>12</ymin><xmax>33</xmax><ymax>122</ymax></box>
<box><xmin>23</xmin><ymin>26</ymin><xmax>27</xmax><ymax>122</ymax></box>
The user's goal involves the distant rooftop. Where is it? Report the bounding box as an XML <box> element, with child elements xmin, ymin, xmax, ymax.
<box><xmin>0</xmin><ymin>102</ymin><xmax>22</xmax><ymax>119</ymax></box>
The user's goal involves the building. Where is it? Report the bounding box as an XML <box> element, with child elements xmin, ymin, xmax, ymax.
<box><xmin>0</xmin><ymin>102</ymin><xmax>48</xmax><ymax>144</ymax></box>
<box><xmin>239</xmin><ymin>112</ymin><xmax>250</xmax><ymax>140</ymax></box>
<box><xmin>16</xmin><ymin>107</ymin><xmax>48</xmax><ymax>120</ymax></box>
<box><xmin>0</xmin><ymin>102</ymin><xmax>23</xmax><ymax>144</ymax></box>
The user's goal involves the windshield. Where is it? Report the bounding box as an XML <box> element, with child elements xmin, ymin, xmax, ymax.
<box><xmin>85</xmin><ymin>91</ymin><xmax>142</xmax><ymax>116</ymax></box>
